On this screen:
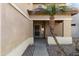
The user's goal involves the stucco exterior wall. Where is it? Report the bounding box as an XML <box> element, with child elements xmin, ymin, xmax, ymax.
<box><xmin>54</xmin><ymin>22</ymin><xmax>63</xmax><ymax>36</ymax></box>
<box><xmin>31</xmin><ymin>15</ymin><xmax>72</xmax><ymax>37</ymax></box>
<box><xmin>48</xmin><ymin>36</ymin><xmax>72</xmax><ymax>45</ymax></box>
<box><xmin>30</xmin><ymin>15</ymin><xmax>72</xmax><ymax>21</ymax></box>
<box><xmin>54</xmin><ymin>15</ymin><xmax>72</xmax><ymax>20</ymax></box>
<box><xmin>64</xmin><ymin>20</ymin><xmax>72</xmax><ymax>37</ymax></box>
<box><xmin>0</xmin><ymin>3</ymin><xmax>1</xmax><ymax>55</ymax></box>
<box><xmin>15</xmin><ymin>3</ymin><xmax>33</xmax><ymax>18</ymax></box>
<box><xmin>1</xmin><ymin>3</ymin><xmax>33</xmax><ymax>55</ymax></box>
<box><xmin>30</xmin><ymin>15</ymin><xmax>50</xmax><ymax>20</ymax></box>
<box><xmin>72</xmin><ymin>13</ymin><xmax>79</xmax><ymax>38</ymax></box>
<box><xmin>45</xmin><ymin>22</ymin><xmax>63</xmax><ymax>37</ymax></box>
<box><xmin>15</xmin><ymin>3</ymin><xmax>33</xmax><ymax>10</ymax></box>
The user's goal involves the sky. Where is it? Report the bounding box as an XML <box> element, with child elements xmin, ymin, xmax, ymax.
<box><xmin>70</xmin><ymin>3</ymin><xmax>79</xmax><ymax>8</ymax></box>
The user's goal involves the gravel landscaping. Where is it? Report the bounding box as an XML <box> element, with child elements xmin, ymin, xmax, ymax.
<box><xmin>46</xmin><ymin>38</ymin><xmax>79</xmax><ymax>56</ymax></box>
<box><xmin>22</xmin><ymin>38</ymin><xmax>79</xmax><ymax>56</ymax></box>
<box><xmin>22</xmin><ymin>45</ymin><xmax>35</xmax><ymax>56</ymax></box>
<box><xmin>46</xmin><ymin>44</ymin><xmax>75</xmax><ymax>56</ymax></box>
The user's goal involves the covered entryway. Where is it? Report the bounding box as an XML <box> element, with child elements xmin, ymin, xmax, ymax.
<box><xmin>33</xmin><ymin>21</ymin><xmax>47</xmax><ymax>42</ymax></box>
<box><xmin>33</xmin><ymin>21</ymin><xmax>45</xmax><ymax>39</ymax></box>
<box><xmin>33</xmin><ymin>21</ymin><xmax>49</xmax><ymax>56</ymax></box>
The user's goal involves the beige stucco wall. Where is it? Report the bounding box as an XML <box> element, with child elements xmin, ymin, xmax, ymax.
<box><xmin>31</xmin><ymin>15</ymin><xmax>72</xmax><ymax>37</ymax></box>
<box><xmin>15</xmin><ymin>3</ymin><xmax>33</xmax><ymax>18</ymax></box>
<box><xmin>30</xmin><ymin>15</ymin><xmax>72</xmax><ymax>21</ymax></box>
<box><xmin>45</xmin><ymin>22</ymin><xmax>63</xmax><ymax>37</ymax></box>
<box><xmin>15</xmin><ymin>3</ymin><xmax>33</xmax><ymax>10</ymax></box>
<box><xmin>54</xmin><ymin>15</ymin><xmax>72</xmax><ymax>20</ymax></box>
<box><xmin>30</xmin><ymin>15</ymin><xmax>50</xmax><ymax>20</ymax></box>
<box><xmin>0</xmin><ymin>3</ymin><xmax>1</xmax><ymax>55</ymax></box>
<box><xmin>64</xmin><ymin>20</ymin><xmax>71</xmax><ymax>37</ymax></box>
<box><xmin>1</xmin><ymin>3</ymin><xmax>33</xmax><ymax>55</ymax></box>
<box><xmin>54</xmin><ymin>23</ymin><xmax>63</xmax><ymax>36</ymax></box>
<box><xmin>48</xmin><ymin>36</ymin><xmax>72</xmax><ymax>45</ymax></box>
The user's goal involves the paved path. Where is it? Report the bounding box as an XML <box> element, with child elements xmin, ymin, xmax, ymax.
<box><xmin>33</xmin><ymin>39</ymin><xmax>48</xmax><ymax>56</ymax></box>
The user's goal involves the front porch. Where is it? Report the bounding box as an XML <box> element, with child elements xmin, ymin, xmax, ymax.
<box><xmin>22</xmin><ymin>20</ymin><xmax>73</xmax><ymax>56</ymax></box>
<box><xmin>33</xmin><ymin>19</ymin><xmax>72</xmax><ymax>45</ymax></box>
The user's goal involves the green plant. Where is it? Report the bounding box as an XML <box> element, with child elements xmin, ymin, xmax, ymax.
<box><xmin>43</xmin><ymin>4</ymin><xmax>70</xmax><ymax>55</ymax></box>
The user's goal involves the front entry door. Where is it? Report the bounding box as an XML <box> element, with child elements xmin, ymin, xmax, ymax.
<box><xmin>34</xmin><ymin>25</ymin><xmax>40</xmax><ymax>39</ymax></box>
<box><xmin>34</xmin><ymin>21</ymin><xmax>45</xmax><ymax>39</ymax></box>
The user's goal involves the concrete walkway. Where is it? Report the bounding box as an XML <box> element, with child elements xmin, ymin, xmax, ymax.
<box><xmin>33</xmin><ymin>39</ymin><xmax>49</xmax><ymax>56</ymax></box>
